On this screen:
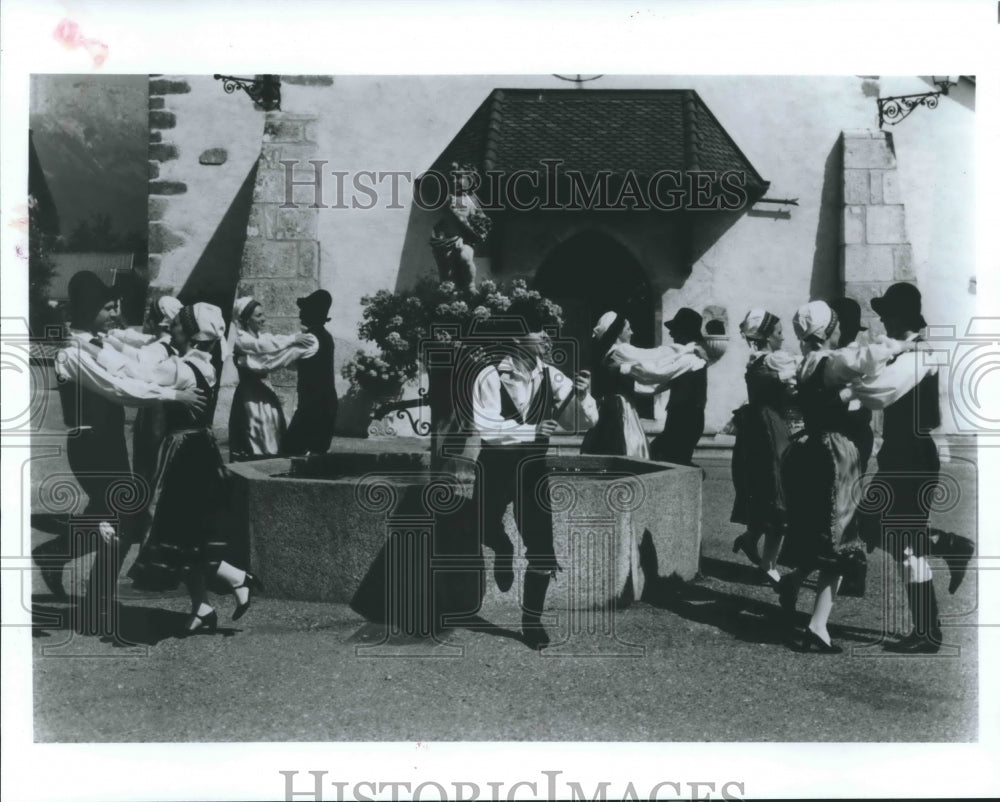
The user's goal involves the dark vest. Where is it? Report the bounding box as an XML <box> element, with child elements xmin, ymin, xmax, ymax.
<box><xmin>880</xmin><ymin>364</ymin><xmax>940</xmax><ymax>470</ymax></box>
<box><xmin>490</xmin><ymin>365</ymin><xmax>554</xmax><ymax>448</ymax></box>
<box><xmin>297</xmin><ymin>327</ymin><xmax>337</xmax><ymax>403</ymax></box>
<box><xmin>59</xmin><ymin>374</ymin><xmax>125</xmax><ymax>435</ymax></box>
<box><xmin>745</xmin><ymin>354</ymin><xmax>793</xmax><ymax>412</ymax></box>
<box><xmin>666</xmin><ymin>365</ymin><xmax>707</xmax><ymax>412</ymax></box>
<box><xmin>797</xmin><ymin>356</ymin><xmax>854</xmax><ymax>436</ymax></box>
<box><xmin>163</xmin><ymin>360</ymin><xmax>216</xmax><ymax>430</ymax></box>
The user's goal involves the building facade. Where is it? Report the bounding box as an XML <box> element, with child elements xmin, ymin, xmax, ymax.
<box><xmin>144</xmin><ymin>74</ymin><xmax>976</xmax><ymax>436</ymax></box>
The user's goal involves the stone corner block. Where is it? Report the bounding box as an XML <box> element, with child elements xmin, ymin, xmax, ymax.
<box><xmin>842</xmin><ymin>243</ymin><xmax>894</xmax><ymax>282</ymax></box>
<box><xmin>843</xmin><ymin>135</ymin><xmax>896</xmax><ymax>170</ymax></box>
<box><xmin>866</xmin><ymin>205</ymin><xmax>907</xmax><ymax>244</ymax></box>
<box><xmin>842</xmin><ymin>206</ymin><xmax>866</xmax><ymax>245</ymax></box>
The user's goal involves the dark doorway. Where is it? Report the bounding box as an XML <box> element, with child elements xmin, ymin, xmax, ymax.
<box><xmin>533</xmin><ymin>231</ymin><xmax>656</xmax><ymax>417</ymax></box>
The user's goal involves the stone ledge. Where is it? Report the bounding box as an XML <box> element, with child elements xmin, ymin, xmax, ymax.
<box><xmin>149</xmin><ymin>143</ymin><xmax>179</xmax><ymax>161</ymax></box>
<box><xmin>149</xmin><ymin>78</ymin><xmax>190</xmax><ymax>95</ymax></box>
<box><xmin>149</xmin><ymin>180</ymin><xmax>188</xmax><ymax>196</ymax></box>
<box><xmin>149</xmin><ymin>110</ymin><xmax>177</xmax><ymax>130</ymax></box>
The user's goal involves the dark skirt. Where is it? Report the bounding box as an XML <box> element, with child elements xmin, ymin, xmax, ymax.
<box><xmin>128</xmin><ymin>428</ymin><xmax>230</xmax><ymax>591</ymax></box>
<box><xmin>730</xmin><ymin>403</ymin><xmax>793</xmax><ymax>532</ymax></box>
<box><xmin>581</xmin><ymin>395</ymin><xmax>650</xmax><ymax>459</ymax></box>
<box><xmin>781</xmin><ymin>430</ymin><xmax>865</xmax><ymax>573</ymax></box>
<box><xmin>228</xmin><ymin>376</ymin><xmax>286</xmax><ymax>461</ymax></box>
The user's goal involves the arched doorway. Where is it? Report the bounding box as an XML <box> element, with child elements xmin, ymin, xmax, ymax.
<box><xmin>533</xmin><ymin>230</ymin><xmax>656</xmax><ymax>417</ymax></box>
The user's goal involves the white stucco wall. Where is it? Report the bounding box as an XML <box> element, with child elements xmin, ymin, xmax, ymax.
<box><xmin>160</xmin><ymin>74</ymin><xmax>976</xmax><ymax>433</ymax></box>
<box><xmin>149</xmin><ymin>75</ymin><xmax>264</xmax><ymax>294</ymax></box>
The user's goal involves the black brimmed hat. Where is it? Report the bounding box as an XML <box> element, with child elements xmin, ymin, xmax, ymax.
<box><xmin>664</xmin><ymin>307</ymin><xmax>703</xmax><ymax>341</ymax></box>
<box><xmin>871</xmin><ymin>282</ymin><xmax>926</xmax><ymax>330</ymax></box>
<box><xmin>67</xmin><ymin>270</ymin><xmax>116</xmax><ymax>327</ymax></box>
<box><xmin>296</xmin><ymin>289</ymin><xmax>332</xmax><ymax>322</ymax></box>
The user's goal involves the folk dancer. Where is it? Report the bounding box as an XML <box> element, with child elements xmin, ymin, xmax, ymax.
<box><xmin>845</xmin><ymin>283</ymin><xmax>975</xmax><ymax>653</ymax></box>
<box><xmin>283</xmin><ymin>290</ymin><xmax>339</xmax><ymax>456</ymax></box>
<box><xmin>471</xmin><ymin>330</ymin><xmax>598</xmax><ymax>649</ymax></box>
<box><xmin>46</xmin><ymin>272</ymin><xmax>205</xmax><ymax>637</ymax></box>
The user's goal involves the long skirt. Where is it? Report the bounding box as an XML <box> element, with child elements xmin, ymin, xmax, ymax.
<box><xmin>781</xmin><ymin>430</ymin><xmax>866</xmax><ymax>575</ymax></box>
<box><xmin>229</xmin><ymin>377</ymin><xmax>286</xmax><ymax>461</ymax></box>
<box><xmin>128</xmin><ymin>428</ymin><xmax>230</xmax><ymax>591</ymax></box>
<box><xmin>730</xmin><ymin>404</ymin><xmax>792</xmax><ymax>532</ymax></box>
<box><xmin>581</xmin><ymin>395</ymin><xmax>650</xmax><ymax>459</ymax></box>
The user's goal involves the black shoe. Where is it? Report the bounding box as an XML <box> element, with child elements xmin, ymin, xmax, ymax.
<box><xmin>732</xmin><ymin>532</ymin><xmax>762</xmax><ymax>566</ymax></box>
<box><xmin>886</xmin><ymin>629</ymin><xmax>941</xmax><ymax>654</ymax></box>
<box><xmin>796</xmin><ymin>628</ymin><xmax>843</xmax><ymax>654</ymax></box>
<box><xmin>492</xmin><ymin>551</ymin><xmax>514</xmax><ymax>593</ymax></box>
<box><xmin>522</xmin><ymin>616</ymin><xmax>550</xmax><ymax>650</ymax></box>
<box><xmin>233</xmin><ymin>572</ymin><xmax>264</xmax><ymax>621</ymax></box>
<box><xmin>180</xmin><ymin>609</ymin><xmax>218</xmax><ymax>637</ymax></box>
<box><xmin>934</xmin><ymin>532</ymin><xmax>975</xmax><ymax>594</ymax></box>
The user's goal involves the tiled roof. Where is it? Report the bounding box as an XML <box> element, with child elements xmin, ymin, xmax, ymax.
<box><xmin>49</xmin><ymin>253</ymin><xmax>135</xmax><ymax>300</ymax></box>
<box><xmin>428</xmin><ymin>89</ymin><xmax>768</xmax><ymax>196</ymax></box>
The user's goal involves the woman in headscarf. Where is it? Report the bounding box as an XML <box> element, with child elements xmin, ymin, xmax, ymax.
<box><xmin>582</xmin><ymin>311</ymin><xmax>708</xmax><ymax>459</ymax></box>
<box><xmin>111</xmin><ymin>296</ymin><xmax>185</xmax><ymax>521</ymax></box>
<box><xmin>778</xmin><ymin>301</ymin><xmax>914</xmax><ymax>652</ymax></box>
<box><xmin>229</xmin><ymin>296</ymin><xmax>319</xmax><ymax>461</ymax></box>
<box><xmin>729</xmin><ymin>309</ymin><xmax>801</xmax><ymax>586</ymax></box>
<box><xmin>581</xmin><ymin>311</ymin><xmax>650</xmax><ymax>458</ymax></box>
<box><xmin>127</xmin><ymin>303</ymin><xmax>262</xmax><ymax>635</ymax></box>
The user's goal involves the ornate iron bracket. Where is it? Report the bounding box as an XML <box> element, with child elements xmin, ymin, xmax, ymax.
<box><xmin>877</xmin><ymin>78</ymin><xmax>955</xmax><ymax>129</ymax></box>
<box><xmin>213</xmin><ymin>74</ymin><xmax>281</xmax><ymax>111</ymax></box>
<box><xmin>370</xmin><ymin>396</ymin><xmax>431</xmax><ymax>437</ymax></box>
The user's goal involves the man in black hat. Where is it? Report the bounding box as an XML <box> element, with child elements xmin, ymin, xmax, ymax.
<box><xmin>841</xmin><ymin>282</ymin><xmax>974</xmax><ymax>652</ymax></box>
<box><xmin>649</xmin><ymin>308</ymin><xmax>709</xmax><ymax>467</ymax></box>
<box><xmin>283</xmin><ymin>289</ymin><xmax>338</xmax><ymax>456</ymax></box>
<box><xmin>38</xmin><ymin>271</ymin><xmax>205</xmax><ymax>637</ymax></box>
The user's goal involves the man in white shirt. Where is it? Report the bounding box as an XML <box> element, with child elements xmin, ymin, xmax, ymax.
<box><xmin>39</xmin><ymin>271</ymin><xmax>204</xmax><ymax>638</ymax></box>
<box><xmin>842</xmin><ymin>283</ymin><xmax>974</xmax><ymax>653</ymax></box>
<box><xmin>470</xmin><ymin>330</ymin><xmax>598</xmax><ymax>649</ymax></box>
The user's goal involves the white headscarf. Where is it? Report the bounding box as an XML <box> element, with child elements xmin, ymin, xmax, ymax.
<box><xmin>739</xmin><ymin>308</ymin><xmax>780</xmax><ymax>342</ymax></box>
<box><xmin>792</xmin><ymin>301</ymin><xmax>838</xmax><ymax>343</ymax></box>
<box><xmin>232</xmin><ymin>296</ymin><xmax>259</xmax><ymax>330</ymax></box>
<box><xmin>180</xmin><ymin>302</ymin><xmax>231</xmax><ymax>361</ymax></box>
<box><xmin>157</xmin><ymin>296</ymin><xmax>183</xmax><ymax>324</ymax></box>
<box><xmin>592</xmin><ymin>311</ymin><xmax>620</xmax><ymax>340</ymax></box>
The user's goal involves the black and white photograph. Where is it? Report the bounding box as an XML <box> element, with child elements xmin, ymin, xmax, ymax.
<box><xmin>2</xmin><ymin>2</ymin><xmax>998</xmax><ymax>801</ymax></box>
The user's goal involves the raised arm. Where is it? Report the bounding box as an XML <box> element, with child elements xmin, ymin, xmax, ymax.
<box><xmin>55</xmin><ymin>346</ymin><xmax>181</xmax><ymax>406</ymax></box>
<box><xmin>840</xmin><ymin>350</ymin><xmax>935</xmax><ymax>410</ymax></box>
<box><xmin>236</xmin><ymin>331</ymin><xmax>319</xmax><ymax>372</ymax></box>
<box><xmin>822</xmin><ymin>336</ymin><xmax>911</xmax><ymax>387</ymax></box>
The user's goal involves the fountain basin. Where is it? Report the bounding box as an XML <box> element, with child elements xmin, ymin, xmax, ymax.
<box><xmin>226</xmin><ymin>441</ymin><xmax>702</xmax><ymax>616</ymax></box>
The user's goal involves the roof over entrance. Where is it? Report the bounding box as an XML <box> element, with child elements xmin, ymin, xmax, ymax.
<box><xmin>426</xmin><ymin>89</ymin><xmax>769</xmax><ymax>207</ymax></box>
<box><xmin>49</xmin><ymin>253</ymin><xmax>135</xmax><ymax>300</ymax></box>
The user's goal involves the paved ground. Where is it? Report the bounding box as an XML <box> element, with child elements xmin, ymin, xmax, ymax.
<box><xmin>25</xmin><ymin>418</ymin><xmax>979</xmax><ymax>742</ymax></box>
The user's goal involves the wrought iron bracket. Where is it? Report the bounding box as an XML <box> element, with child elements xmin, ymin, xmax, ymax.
<box><xmin>877</xmin><ymin>79</ymin><xmax>955</xmax><ymax>129</ymax></box>
<box><xmin>370</xmin><ymin>397</ymin><xmax>431</xmax><ymax>437</ymax></box>
<box><xmin>213</xmin><ymin>74</ymin><xmax>281</xmax><ymax>111</ymax></box>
